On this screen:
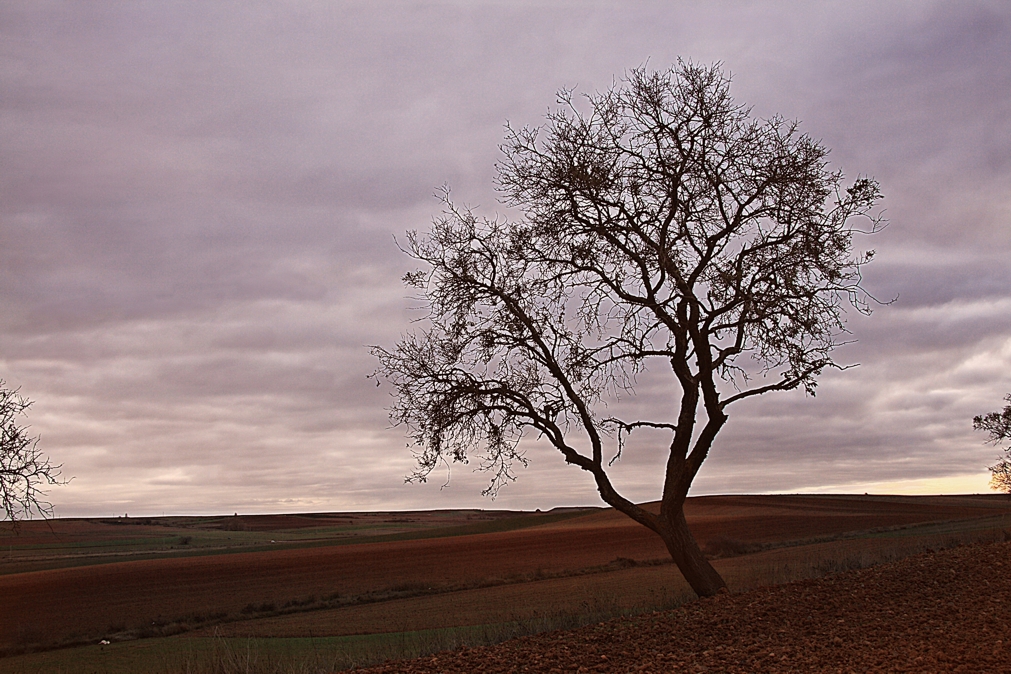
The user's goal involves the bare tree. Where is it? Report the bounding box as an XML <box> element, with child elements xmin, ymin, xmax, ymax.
<box><xmin>975</xmin><ymin>394</ymin><xmax>1011</xmax><ymax>495</ymax></box>
<box><xmin>1</xmin><ymin>380</ymin><xmax>62</xmax><ymax>526</ymax></box>
<box><xmin>372</xmin><ymin>62</ymin><xmax>881</xmax><ymax>597</ymax></box>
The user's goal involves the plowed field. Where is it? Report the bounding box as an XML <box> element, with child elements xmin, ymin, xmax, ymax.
<box><xmin>353</xmin><ymin>539</ymin><xmax>1011</xmax><ymax>673</ymax></box>
<box><xmin>3</xmin><ymin>494</ymin><xmax>1010</xmax><ymax>660</ymax></box>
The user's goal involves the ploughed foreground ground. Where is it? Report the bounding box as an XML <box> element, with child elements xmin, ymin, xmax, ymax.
<box><xmin>357</xmin><ymin>539</ymin><xmax>1011</xmax><ymax>673</ymax></box>
<box><xmin>2</xmin><ymin>494</ymin><xmax>1010</xmax><ymax>672</ymax></box>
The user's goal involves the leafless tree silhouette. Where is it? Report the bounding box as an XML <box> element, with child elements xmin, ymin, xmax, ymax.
<box><xmin>1</xmin><ymin>380</ymin><xmax>62</xmax><ymax>526</ymax></box>
<box><xmin>975</xmin><ymin>394</ymin><xmax>1011</xmax><ymax>495</ymax></box>
<box><xmin>373</xmin><ymin>62</ymin><xmax>882</xmax><ymax>596</ymax></box>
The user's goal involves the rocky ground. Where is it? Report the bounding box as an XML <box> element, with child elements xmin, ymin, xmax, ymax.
<box><xmin>352</xmin><ymin>539</ymin><xmax>1011</xmax><ymax>673</ymax></box>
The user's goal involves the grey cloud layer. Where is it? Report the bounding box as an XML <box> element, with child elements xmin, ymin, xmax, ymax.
<box><xmin>2</xmin><ymin>1</ymin><xmax>1009</xmax><ymax>516</ymax></box>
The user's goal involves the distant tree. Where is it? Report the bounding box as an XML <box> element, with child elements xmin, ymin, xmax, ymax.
<box><xmin>372</xmin><ymin>62</ymin><xmax>881</xmax><ymax>597</ymax></box>
<box><xmin>975</xmin><ymin>394</ymin><xmax>1011</xmax><ymax>495</ymax></box>
<box><xmin>1</xmin><ymin>380</ymin><xmax>63</xmax><ymax>525</ymax></box>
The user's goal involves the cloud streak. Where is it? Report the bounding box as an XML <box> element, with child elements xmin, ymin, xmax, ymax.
<box><xmin>2</xmin><ymin>1</ymin><xmax>1009</xmax><ymax>515</ymax></box>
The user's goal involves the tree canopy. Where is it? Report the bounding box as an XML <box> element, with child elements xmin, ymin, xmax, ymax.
<box><xmin>975</xmin><ymin>393</ymin><xmax>1011</xmax><ymax>494</ymax></box>
<box><xmin>1</xmin><ymin>380</ymin><xmax>62</xmax><ymax>526</ymax></box>
<box><xmin>373</xmin><ymin>62</ymin><xmax>881</xmax><ymax>596</ymax></box>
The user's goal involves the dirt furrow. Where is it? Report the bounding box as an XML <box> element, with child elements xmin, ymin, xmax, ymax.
<box><xmin>354</xmin><ymin>539</ymin><xmax>1011</xmax><ymax>673</ymax></box>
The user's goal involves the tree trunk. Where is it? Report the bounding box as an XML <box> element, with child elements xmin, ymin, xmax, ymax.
<box><xmin>658</xmin><ymin>508</ymin><xmax>726</xmax><ymax>597</ymax></box>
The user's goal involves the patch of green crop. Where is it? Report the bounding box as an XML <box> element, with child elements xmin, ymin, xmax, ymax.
<box><xmin>1</xmin><ymin>615</ymin><xmax>635</xmax><ymax>674</ymax></box>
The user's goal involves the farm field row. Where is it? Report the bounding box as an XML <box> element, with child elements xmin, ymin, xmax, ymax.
<box><xmin>194</xmin><ymin>510</ymin><xmax>1011</xmax><ymax>640</ymax></box>
<box><xmin>2</xmin><ymin>494</ymin><xmax>1010</xmax><ymax>673</ymax></box>
<box><xmin>7</xmin><ymin>521</ymin><xmax>1010</xmax><ymax>674</ymax></box>
<box><xmin>0</xmin><ymin>507</ymin><xmax>596</xmax><ymax>576</ymax></box>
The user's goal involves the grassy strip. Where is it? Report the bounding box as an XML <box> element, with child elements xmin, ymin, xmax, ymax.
<box><xmin>0</xmin><ymin>598</ymin><xmax>687</xmax><ymax>674</ymax></box>
<box><xmin>1</xmin><ymin>555</ymin><xmax>673</xmax><ymax>659</ymax></box>
<box><xmin>721</xmin><ymin>519</ymin><xmax>1011</xmax><ymax>591</ymax></box>
<box><xmin>704</xmin><ymin>513</ymin><xmax>1011</xmax><ymax>559</ymax></box>
<box><xmin>0</xmin><ymin>509</ymin><xmax>599</xmax><ymax>576</ymax></box>
<box><xmin>321</xmin><ymin>508</ymin><xmax>599</xmax><ymax>545</ymax></box>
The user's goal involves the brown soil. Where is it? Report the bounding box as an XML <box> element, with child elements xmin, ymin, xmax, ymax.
<box><xmin>0</xmin><ymin>508</ymin><xmax>549</xmax><ymax>548</ymax></box>
<box><xmin>0</xmin><ymin>519</ymin><xmax>669</xmax><ymax>646</ymax></box>
<box><xmin>354</xmin><ymin>540</ymin><xmax>1011</xmax><ymax>673</ymax></box>
<box><xmin>2</xmin><ymin>495</ymin><xmax>1007</xmax><ymax>651</ymax></box>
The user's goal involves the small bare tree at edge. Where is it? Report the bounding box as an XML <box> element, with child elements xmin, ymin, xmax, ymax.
<box><xmin>975</xmin><ymin>394</ymin><xmax>1011</xmax><ymax>495</ymax></box>
<box><xmin>1</xmin><ymin>379</ymin><xmax>63</xmax><ymax>527</ymax></box>
<box><xmin>372</xmin><ymin>62</ymin><xmax>882</xmax><ymax>597</ymax></box>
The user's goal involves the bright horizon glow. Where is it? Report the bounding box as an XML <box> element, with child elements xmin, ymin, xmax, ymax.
<box><xmin>37</xmin><ymin>481</ymin><xmax>1003</xmax><ymax>521</ymax></box>
<box><xmin>781</xmin><ymin>472</ymin><xmax>996</xmax><ymax>497</ymax></box>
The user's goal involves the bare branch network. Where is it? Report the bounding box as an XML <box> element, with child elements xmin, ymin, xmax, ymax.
<box><xmin>1</xmin><ymin>380</ymin><xmax>63</xmax><ymax>526</ymax></box>
<box><xmin>975</xmin><ymin>394</ymin><xmax>1011</xmax><ymax>494</ymax></box>
<box><xmin>373</xmin><ymin>62</ymin><xmax>882</xmax><ymax>596</ymax></box>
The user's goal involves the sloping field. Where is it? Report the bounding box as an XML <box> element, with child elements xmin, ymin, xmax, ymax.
<box><xmin>0</xmin><ymin>508</ymin><xmax>589</xmax><ymax>575</ymax></box>
<box><xmin>194</xmin><ymin>511</ymin><xmax>1011</xmax><ymax>641</ymax></box>
<box><xmin>553</xmin><ymin>493</ymin><xmax>1008</xmax><ymax>541</ymax></box>
<box><xmin>2</xmin><ymin>494</ymin><xmax>1009</xmax><ymax>661</ymax></box>
<box><xmin>353</xmin><ymin>539</ymin><xmax>1011</xmax><ymax>673</ymax></box>
<box><xmin>2</xmin><ymin>515</ymin><xmax>666</xmax><ymax>648</ymax></box>
<box><xmin>5</xmin><ymin>521</ymin><xmax>1010</xmax><ymax>673</ymax></box>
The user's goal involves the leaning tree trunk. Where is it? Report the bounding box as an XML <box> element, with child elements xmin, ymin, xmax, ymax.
<box><xmin>658</xmin><ymin>508</ymin><xmax>726</xmax><ymax>597</ymax></box>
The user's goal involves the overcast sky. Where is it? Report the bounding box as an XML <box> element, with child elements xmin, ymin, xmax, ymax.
<box><xmin>2</xmin><ymin>1</ymin><xmax>1009</xmax><ymax>517</ymax></box>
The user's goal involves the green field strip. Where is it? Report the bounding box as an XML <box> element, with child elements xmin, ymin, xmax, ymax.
<box><xmin>744</xmin><ymin>513</ymin><xmax>1011</xmax><ymax>553</ymax></box>
<box><xmin>855</xmin><ymin>514</ymin><xmax>1011</xmax><ymax>539</ymax></box>
<box><xmin>0</xmin><ymin>536</ymin><xmax>192</xmax><ymax>551</ymax></box>
<box><xmin>0</xmin><ymin>508</ymin><xmax>600</xmax><ymax>576</ymax></box>
<box><xmin>0</xmin><ymin>620</ymin><xmax>596</xmax><ymax>673</ymax></box>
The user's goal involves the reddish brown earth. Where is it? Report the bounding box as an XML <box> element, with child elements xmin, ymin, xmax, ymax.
<box><xmin>0</xmin><ymin>508</ymin><xmax>533</xmax><ymax>548</ymax></box>
<box><xmin>2</xmin><ymin>495</ymin><xmax>1007</xmax><ymax>650</ymax></box>
<box><xmin>355</xmin><ymin>540</ymin><xmax>1011</xmax><ymax>673</ymax></box>
<box><xmin>2</xmin><ymin>516</ymin><xmax>668</xmax><ymax>646</ymax></box>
